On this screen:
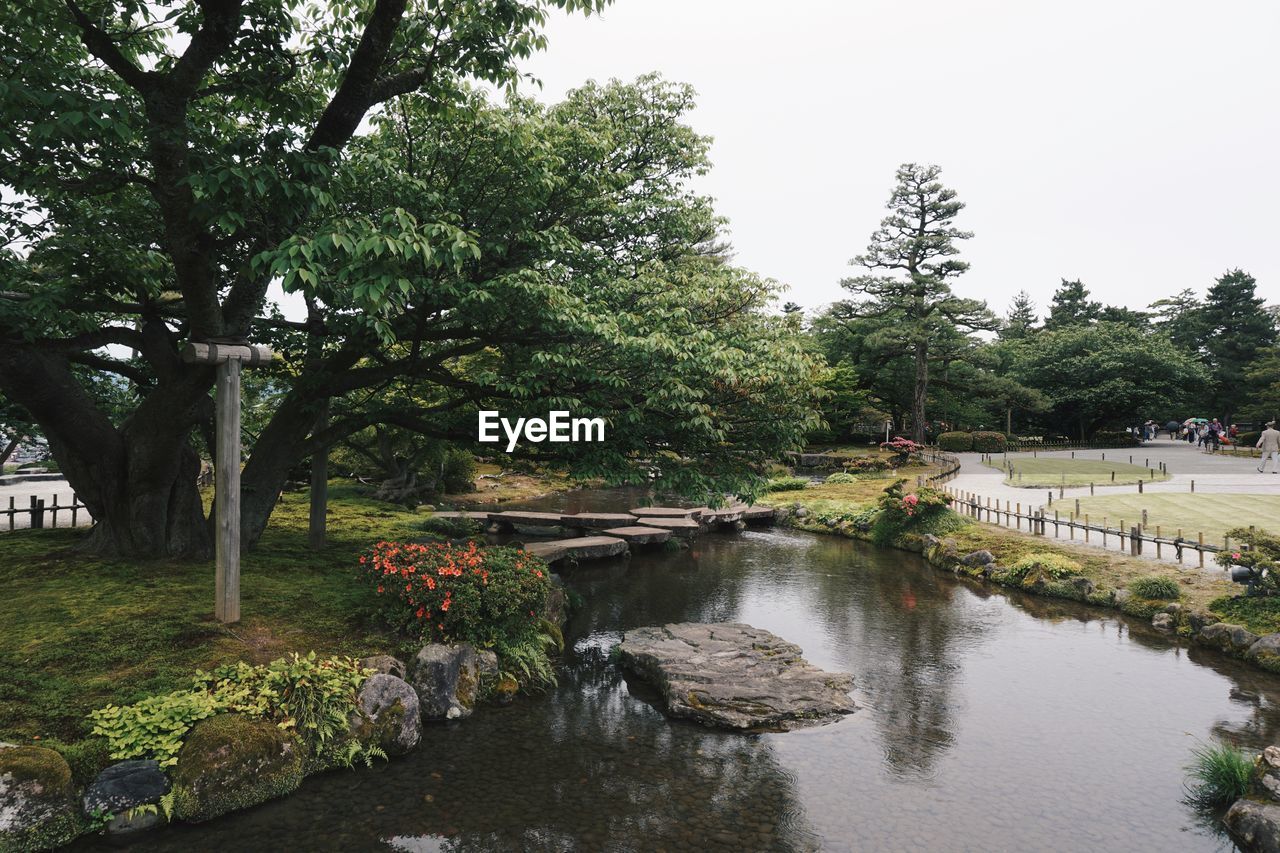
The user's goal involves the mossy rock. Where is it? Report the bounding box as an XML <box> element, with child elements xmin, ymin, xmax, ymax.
<box><xmin>1119</xmin><ymin>596</ymin><xmax>1165</xmax><ymax>620</ymax></box>
<box><xmin>171</xmin><ymin>714</ymin><xmax>303</xmax><ymax>823</ymax></box>
<box><xmin>1246</xmin><ymin>634</ymin><xmax>1280</xmax><ymax>673</ymax></box>
<box><xmin>0</xmin><ymin>745</ymin><xmax>82</xmax><ymax>852</ymax></box>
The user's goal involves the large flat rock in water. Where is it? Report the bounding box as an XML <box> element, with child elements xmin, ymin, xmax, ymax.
<box><xmin>616</xmin><ymin>622</ymin><xmax>855</xmax><ymax>731</ymax></box>
<box><xmin>561</xmin><ymin>512</ymin><xmax>638</xmax><ymax>530</ymax></box>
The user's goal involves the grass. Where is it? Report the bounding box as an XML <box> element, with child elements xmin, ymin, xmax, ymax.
<box><xmin>983</xmin><ymin>456</ymin><xmax>1171</xmax><ymax>488</ymax></box>
<box><xmin>1069</xmin><ymin>493</ymin><xmax>1280</xmax><ymax>544</ymax></box>
<box><xmin>1185</xmin><ymin>741</ymin><xmax>1255</xmax><ymax>807</ymax></box>
<box><xmin>0</xmin><ymin>481</ymin><xmax>431</xmax><ymax>749</ymax></box>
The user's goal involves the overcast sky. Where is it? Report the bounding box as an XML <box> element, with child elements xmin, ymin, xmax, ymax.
<box><xmin>517</xmin><ymin>0</ymin><xmax>1280</xmax><ymax>318</ymax></box>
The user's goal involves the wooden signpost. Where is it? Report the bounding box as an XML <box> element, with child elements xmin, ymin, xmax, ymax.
<box><xmin>182</xmin><ymin>341</ymin><xmax>274</xmax><ymax>623</ymax></box>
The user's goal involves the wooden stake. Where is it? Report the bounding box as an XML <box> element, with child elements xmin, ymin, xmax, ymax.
<box><xmin>309</xmin><ymin>400</ymin><xmax>329</xmax><ymax>550</ymax></box>
<box><xmin>215</xmin><ymin>358</ymin><xmax>242</xmax><ymax>624</ymax></box>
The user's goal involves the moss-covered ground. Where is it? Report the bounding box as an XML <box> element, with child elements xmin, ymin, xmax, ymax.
<box><xmin>0</xmin><ymin>482</ymin><xmax>434</xmax><ymax>753</ymax></box>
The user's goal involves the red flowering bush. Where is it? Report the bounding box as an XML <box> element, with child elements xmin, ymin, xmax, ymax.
<box><xmin>1215</xmin><ymin>528</ymin><xmax>1280</xmax><ymax>596</ymax></box>
<box><xmin>880</xmin><ymin>436</ymin><xmax>924</xmax><ymax>466</ymax></box>
<box><xmin>358</xmin><ymin>541</ymin><xmax>553</xmax><ymax>650</ymax></box>
<box><xmin>871</xmin><ymin>481</ymin><xmax>953</xmax><ymax>545</ymax></box>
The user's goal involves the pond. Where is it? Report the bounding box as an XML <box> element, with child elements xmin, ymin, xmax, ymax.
<box><xmin>87</xmin><ymin>489</ymin><xmax>1279</xmax><ymax>851</ymax></box>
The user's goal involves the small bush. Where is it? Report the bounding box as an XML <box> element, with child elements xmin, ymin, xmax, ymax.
<box><xmin>971</xmin><ymin>431</ymin><xmax>1006</xmax><ymax>453</ymax></box>
<box><xmin>421</xmin><ymin>515</ymin><xmax>483</xmax><ymax>539</ymax></box>
<box><xmin>1006</xmin><ymin>552</ymin><xmax>1083</xmax><ymax>583</ymax></box>
<box><xmin>440</xmin><ymin>448</ymin><xmax>477</xmax><ymax>494</ymax></box>
<box><xmin>1236</xmin><ymin>431</ymin><xmax>1261</xmax><ymax>449</ymax></box>
<box><xmin>937</xmin><ymin>431</ymin><xmax>973</xmax><ymax>452</ymax></box>
<box><xmin>1185</xmin><ymin>741</ymin><xmax>1254</xmax><ymax>807</ymax></box>
<box><xmin>870</xmin><ymin>481</ymin><xmax>953</xmax><ymax>545</ymax></box>
<box><xmin>824</xmin><ymin>472</ymin><xmax>858</xmax><ymax>484</ymax></box>
<box><xmin>1092</xmin><ymin>429</ymin><xmax>1141</xmax><ymax>447</ymax></box>
<box><xmin>763</xmin><ymin>476</ymin><xmax>809</xmax><ymax>492</ymax></box>
<box><xmin>1127</xmin><ymin>575</ymin><xmax>1181</xmax><ymax>601</ymax></box>
<box><xmin>842</xmin><ymin>456</ymin><xmax>890</xmax><ymax>474</ymax></box>
<box><xmin>880</xmin><ymin>436</ymin><xmax>924</xmax><ymax>466</ymax></box>
<box><xmin>1216</xmin><ymin>528</ymin><xmax>1280</xmax><ymax>595</ymax></box>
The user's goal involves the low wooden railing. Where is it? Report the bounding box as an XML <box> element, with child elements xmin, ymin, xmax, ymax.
<box><xmin>2</xmin><ymin>494</ymin><xmax>93</xmax><ymax>531</ymax></box>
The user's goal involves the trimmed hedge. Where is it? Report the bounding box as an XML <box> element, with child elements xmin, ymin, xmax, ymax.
<box><xmin>1092</xmin><ymin>430</ymin><xmax>1140</xmax><ymax>447</ymax></box>
<box><xmin>971</xmin><ymin>431</ymin><xmax>1006</xmax><ymax>453</ymax></box>
<box><xmin>937</xmin><ymin>432</ymin><xmax>973</xmax><ymax>452</ymax></box>
<box><xmin>1236</xmin><ymin>431</ymin><xmax>1261</xmax><ymax>448</ymax></box>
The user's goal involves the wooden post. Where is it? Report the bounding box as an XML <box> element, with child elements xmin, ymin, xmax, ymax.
<box><xmin>309</xmin><ymin>401</ymin><xmax>328</xmax><ymax>550</ymax></box>
<box><xmin>183</xmin><ymin>341</ymin><xmax>273</xmax><ymax>624</ymax></box>
<box><xmin>30</xmin><ymin>496</ymin><xmax>43</xmax><ymax>529</ymax></box>
<box><xmin>1156</xmin><ymin>526</ymin><xmax>1162</xmax><ymax>559</ymax></box>
<box><xmin>1198</xmin><ymin>532</ymin><xmax>1204</xmax><ymax>568</ymax></box>
<box><xmin>215</xmin><ymin>357</ymin><xmax>242</xmax><ymax>623</ymax></box>
<box><xmin>1090</xmin><ymin>482</ymin><xmax>1094</xmax><ymax>495</ymax></box>
<box><xmin>1085</xmin><ymin>513</ymin><xmax>1090</xmax><ymax>542</ymax></box>
<box><xmin>1191</xmin><ymin>479</ymin><xmax>1195</xmax><ymax>493</ymax></box>
<box><xmin>1142</xmin><ymin>509</ymin><xmax>1148</xmax><ymax>527</ymax></box>
<box><xmin>1138</xmin><ymin>479</ymin><xmax>1144</xmax><ymax>494</ymax></box>
<box><xmin>50</xmin><ymin>494</ymin><xmax>58</xmax><ymax>528</ymax></box>
<box><xmin>6</xmin><ymin>496</ymin><xmax>12</xmax><ymax>531</ymax></box>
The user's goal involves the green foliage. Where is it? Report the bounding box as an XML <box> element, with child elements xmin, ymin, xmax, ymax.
<box><xmin>1184</xmin><ymin>741</ymin><xmax>1254</xmax><ymax>808</ymax></box>
<box><xmin>971</xmin><ymin>431</ymin><xmax>1006</xmax><ymax>453</ymax></box>
<box><xmin>763</xmin><ymin>476</ymin><xmax>810</xmax><ymax>492</ymax></box>
<box><xmin>1216</xmin><ymin>528</ymin><xmax>1280</xmax><ymax>595</ymax></box>
<box><xmin>1005</xmin><ymin>553</ymin><xmax>1083</xmax><ymax>584</ymax></box>
<box><xmin>89</xmin><ymin>691</ymin><xmax>224</xmax><ymax>768</ymax></box>
<box><xmin>937</xmin><ymin>431</ymin><xmax>974</xmax><ymax>452</ymax></box>
<box><xmin>1237</xmin><ymin>431</ymin><xmax>1261</xmax><ymax>449</ymax></box>
<box><xmin>90</xmin><ymin>653</ymin><xmax>368</xmax><ymax>768</ymax></box>
<box><xmin>440</xmin><ymin>449</ymin><xmax>477</xmax><ymax>494</ymax></box>
<box><xmin>1127</xmin><ymin>575</ymin><xmax>1181</xmax><ymax>601</ymax></box>
<box><xmin>420</xmin><ymin>515</ymin><xmax>484</xmax><ymax>539</ymax></box>
<box><xmin>824</xmin><ymin>472</ymin><xmax>858</xmax><ymax>484</ymax></box>
<box><xmin>1091</xmin><ymin>430</ymin><xmax>1141</xmax><ymax>447</ymax></box>
<box><xmin>870</xmin><ymin>481</ymin><xmax>954</xmax><ymax>546</ymax></box>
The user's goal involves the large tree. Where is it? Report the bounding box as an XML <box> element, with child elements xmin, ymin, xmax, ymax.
<box><xmin>839</xmin><ymin>164</ymin><xmax>995</xmax><ymax>442</ymax></box>
<box><xmin>999</xmin><ymin>290</ymin><xmax>1038</xmax><ymax>340</ymax></box>
<box><xmin>0</xmin><ymin>4</ymin><xmax>821</xmax><ymax>558</ymax></box>
<box><xmin>1199</xmin><ymin>269</ymin><xmax>1276</xmax><ymax>422</ymax></box>
<box><xmin>1042</xmin><ymin>279</ymin><xmax>1102</xmax><ymax>330</ymax></box>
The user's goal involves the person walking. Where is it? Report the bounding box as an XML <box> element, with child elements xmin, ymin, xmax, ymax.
<box><xmin>1206</xmin><ymin>420</ymin><xmax>1221</xmax><ymax>452</ymax></box>
<box><xmin>1258</xmin><ymin>421</ymin><xmax>1280</xmax><ymax>473</ymax></box>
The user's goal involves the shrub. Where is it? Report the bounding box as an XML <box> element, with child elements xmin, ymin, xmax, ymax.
<box><xmin>1092</xmin><ymin>429</ymin><xmax>1140</xmax><ymax>447</ymax></box>
<box><xmin>421</xmin><ymin>514</ymin><xmax>483</xmax><ymax>539</ymax></box>
<box><xmin>971</xmin><ymin>431</ymin><xmax>1006</xmax><ymax>453</ymax></box>
<box><xmin>870</xmin><ymin>481</ymin><xmax>953</xmax><ymax>545</ymax></box>
<box><xmin>824</xmin><ymin>472</ymin><xmax>858</xmax><ymax>484</ymax></box>
<box><xmin>1236</xmin><ymin>431</ymin><xmax>1261</xmax><ymax>449</ymax></box>
<box><xmin>1185</xmin><ymin>741</ymin><xmax>1254</xmax><ymax>807</ymax></box>
<box><xmin>1215</xmin><ymin>528</ymin><xmax>1280</xmax><ymax>595</ymax></box>
<box><xmin>440</xmin><ymin>448</ymin><xmax>477</xmax><ymax>493</ymax></box>
<box><xmin>1005</xmin><ymin>552</ymin><xmax>1083</xmax><ymax>584</ymax></box>
<box><xmin>842</xmin><ymin>456</ymin><xmax>890</xmax><ymax>474</ymax></box>
<box><xmin>88</xmin><ymin>691</ymin><xmax>224</xmax><ymax>768</ymax></box>
<box><xmin>937</xmin><ymin>431</ymin><xmax>973</xmax><ymax>452</ymax></box>
<box><xmin>358</xmin><ymin>541</ymin><xmax>557</xmax><ymax>686</ymax></box>
<box><xmin>762</xmin><ymin>476</ymin><xmax>809</xmax><ymax>492</ymax></box>
<box><xmin>1127</xmin><ymin>575</ymin><xmax>1181</xmax><ymax>601</ymax></box>
<box><xmin>880</xmin><ymin>436</ymin><xmax>924</xmax><ymax>466</ymax></box>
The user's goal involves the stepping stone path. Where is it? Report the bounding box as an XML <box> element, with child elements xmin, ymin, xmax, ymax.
<box><xmin>561</xmin><ymin>512</ymin><xmax>638</xmax><ymax>530</ymax></box>
<box><xmin>600</xmin><ymin>526</ymin><xmax>671</xmax><ymax>545</ymax></box>
<box><xmin>632</xmin><ymin>517</ymin><xmax>702</xmax><ymax>537</ymax></box>
<box><xmin>616</xmin><ymin>622</ymin><xmax>856</xmax><ymax>731</ymax></box>
<box><xmin>631</xmin><ymin>507</ymin><xmax>701</xmax><ymax>519</ymax></box>
<box><xmin>427</xmin><ymin>511</ymin><xmax>491</xmax><ymax>521</ymax></box>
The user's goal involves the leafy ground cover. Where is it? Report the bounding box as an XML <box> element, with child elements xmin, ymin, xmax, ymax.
<box><xmin>983</xmin><ymin>456</ymin><xmax>1171</xmax><ymax>488</ymax></box>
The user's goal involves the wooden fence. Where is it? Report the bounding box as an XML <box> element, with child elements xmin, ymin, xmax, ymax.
<box><xmin>3</xmin><ymin>494</ymin><xmax>92</xmax><ymax>531</ymax></box>
<box><xmin>940</xmin><ymin>485</ymin><xmax>1236</xmax><ymax>568</ymax></box>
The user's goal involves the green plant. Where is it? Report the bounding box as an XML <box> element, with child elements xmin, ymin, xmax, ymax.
<box><xmin>1236</xmin><ymin>431</ymin><xmax>1261</xmax><ymax>449</ymax></box>
<box><xmin>440</xmin><ymin>448</ymin><xmax>477</xmax><ymax>494</ymax></box>
<box><xmin>420</xmin><ymin>514</ymin><xmax>484</xmax><ymax>539</ymax></box>
<box><xmin>824</xmin><ymin>472</ymin><xmax>858</xmax><ymax>484</ymax></box>
<box><xmin>937</xmin><ymin>431</ymin><xmax>974</xmax><ymax>452</ymax></box>
<box><xmin>762</xmin><ymin>476</ymin><xmax>809</xmax><ymax>492</ymax></box>
<box><xmin>1185</xmin><ymin>741</ymin><xmax>1254</xmax><ymax>807</ymax></box>
<box><xmin>971</xmin><ymin>431</ymin><xmax>1006</xmax><ymax>453</ymax></box>
<box><xmin>1005</xmin><ymin>552</ymin><xmax>1083</xmax><ymax>584</ymax></box>
<box><xmin>88</xmin><ymin>690</ymin><xmax>224</xmax><ymax>768</ymax></box>
<box><xmin>1127</xmin><ymin>575</ymin><xmax>1181</xmax><ymax>601</ymax></box>
<box><xmin>1215</xmin><ymin>528</ymin><xmax>1280</xmax><ymax>595</ymax></box>
<box><xmin>497</xmin><ymin>632</ymin><xmax>560</xmax><ymax>690</ymax></box>
<box><xmin>870</xmin><ymin>481</ymin><xmax>954</xmax><ymax>545</ymax></box>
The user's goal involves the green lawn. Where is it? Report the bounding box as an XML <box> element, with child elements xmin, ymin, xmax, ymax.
<box><xmin>1068</xmin><ymin>493</ymin><xmax>1280</xmax><ymax>545</ymax></box>
<box><xmin>983</xmin><ymin>457</ymin><xmax>1171</xmax><ymax>488</ymax></box>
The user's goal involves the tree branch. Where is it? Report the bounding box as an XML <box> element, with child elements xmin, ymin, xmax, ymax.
<box><xmin>63</xmin><ymin>0</ymin><xmax>153</xmax><ymax>92</ymax></box>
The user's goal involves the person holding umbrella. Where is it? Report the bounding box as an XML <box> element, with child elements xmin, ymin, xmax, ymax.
<box><xmin>1165</xmin><ymin>420</ymin><xmax>1181</xmax><ymax>440</ymax></box>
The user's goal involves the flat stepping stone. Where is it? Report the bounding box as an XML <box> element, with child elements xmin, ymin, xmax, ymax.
<box><xmin>561</xmin><ymin>512</ymin><xmax>638</xmax><ymax>529</ymax></box>
<box><xmin>600</xmin><ymin>526</ymin><xmax>672</xmax><ymax>545</ymax></box>
<box><xmin>741</xmin><ymin>505</ymin><xmax>777</xmax><ymax>522</ymax></box>
<box><xmin>427</xmin><ymin>511</ymin><xmax>491</xmax><ymax>520</ymax></box>
<box><xmin>631</xmin><ymin>507</ymin><xmax>701</xmax><ymax>519</ymax></box>
<box><xmin>524</xmin><ymin>536</ymin><xmax>629</xmax><ymax>561</ymax></box>
<box><xmin>707</xmin><ymin>505</ymin><xmax>746</xmax><ymax>524</ymax></box>
<box><xmin>488</xmin><ymin>511</ymin><xmax>566</xmax><ymax>526</ymax></box>
<box><xmin>521</xmin><ymin>542</ymin><xmax>570</xmax><ymax>563</ymax></box>
<box><xmin>616</xmin><ymin>622</ymin><xmax>856</xmax><ymax>731</ymax></box>
<box><xmin>634</xmin><ymin>517</ymin><xmax>702</xmax><ymax>537</ymax></box>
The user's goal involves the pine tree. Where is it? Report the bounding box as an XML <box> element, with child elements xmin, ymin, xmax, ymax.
<box><xmin>1000</xmin><ymin>291</ymin><xmax>1038</xmax><ymax>340</ymax></box>
<box><xmin>1043</xmin><ymin>279</ymin><xmax>1102</xmax><ymax>329</ymax></box>
<box><xmin>1200</xmin><ymin>269</ymin><xmax>1277</xmax><ymax>422</ymax></box>
<box><xmin>841</xmin><ymin>164</ymin><xmax>996</xmax><ymax>442</ymax></box>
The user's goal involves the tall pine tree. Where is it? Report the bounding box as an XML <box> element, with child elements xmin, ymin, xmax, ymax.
<box><xmin>1043</xmin><ymin>279</ymin><xmax>1102</xmax><ymax>329</ymax></box>
<box><xmin>1000</xmin><ymin>291</ymin><xmax>1038</xmax><ymax>340</ymax></box>
<box><xmin>840</xmin><ymin>164</ymin><xmax>996</xmax><ymax>442</ymax></box>
<box><xmin>1200</xmin><ymin>269</ymin><xmax>1276</xmax><ymax>422</ymax></box>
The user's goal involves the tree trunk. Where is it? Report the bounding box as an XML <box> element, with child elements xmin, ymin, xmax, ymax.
<box><xmin>0</xmin><ymin>434</ymin><xmax>21</xmax><ymax>467</ymax></box>
<box><xmin>239</xmin><ymin>389</ymin><xmax>329</xmax><ymax>549</ymax></box>
<box><xmin>912</xmin><ymin>340</ymin><xmax>929</xmax><ymax>444</ymax></box>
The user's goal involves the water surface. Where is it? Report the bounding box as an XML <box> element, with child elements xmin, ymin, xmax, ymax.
<box><xmin>88</xmin><ymin>490</ymin><xmax>1280</xmax><ymax>851</ymax></box>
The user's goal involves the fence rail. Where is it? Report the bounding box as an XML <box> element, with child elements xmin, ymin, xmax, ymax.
<box><xmin>2</xmin><ymin>494</ymin><xmax>92</xmax><ymax>531</ymax></box>
<box><xmin>940</xmin><ymin>485</ymin><xmax>1238</xmax><ymax>569</ymax></box>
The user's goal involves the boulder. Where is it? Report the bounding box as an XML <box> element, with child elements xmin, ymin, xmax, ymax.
<box><xmin>542</xmin><ymin>578</ymin><xmax>568</xmax><ymax>626</ymax></box>
<box><xmin>960</xmin><ymin>550</ymin><xmax>996</xmax><ymax>567</ymax></box>
<box><xmin>359</xmin><ymin>655</ymin><xmax>407</xmax><ymax>680</ymax></box>
<box><xmin>1198</xmin><ymin>623</ymin><xmax>1261</xmax><ymax>656</ymax></box>
<box><xmin>616</xmin><ymin>622</ymin><xmax>856</xmax><ymax>731</ymax></box>
<box><xmin>82</xmin><ymin>759</ymin><xmax>170</xmax><ymax>836</ymax></box>
<box><xmin>1151</xmin><ymin>613</ymin><xmax>1175</xmax><ymax>631</ymax></box>
<box><xmin>1226</xmin><ymin>799</ymin><xmax>1280</xmax><ymax>853</ymax></box>
<box><xmin>409</xmin><ymin>644</ymin><xmax>481</xmax><ymax>720</ymax></box>
<box><xmin>0</xmin><ymin>745</ymin><xmax>81</xmax><ymax>851</ymax></box>
<box><xmin>171</xmin><ymin>714</ymin><xmax>304</xmax><ymax>822</ymax></box>
<box><xmin>1069</xmin><ymin>576</ymin><xmax>1096</xmax><ymax>597</ymax></box>
<box><xmin>350</xmin><ymin>674</ymin><xmax>422</xmax><ymax>755</ymax></box>
<box><xmin>1258</xmin><ymin>746</ymin><xmax>1280</xmax><ymax>802</ymax></box>
<box><xmin>1248</xmin><ymin>634</ymin><xmax>1280</xmax><ymax>672</ymax></box>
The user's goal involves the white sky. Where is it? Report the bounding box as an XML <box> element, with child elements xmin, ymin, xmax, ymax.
<box><xmin>517</xmin><ymin>0</ymin><xmax>1280</xmax><ymax>318</ymax></box>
